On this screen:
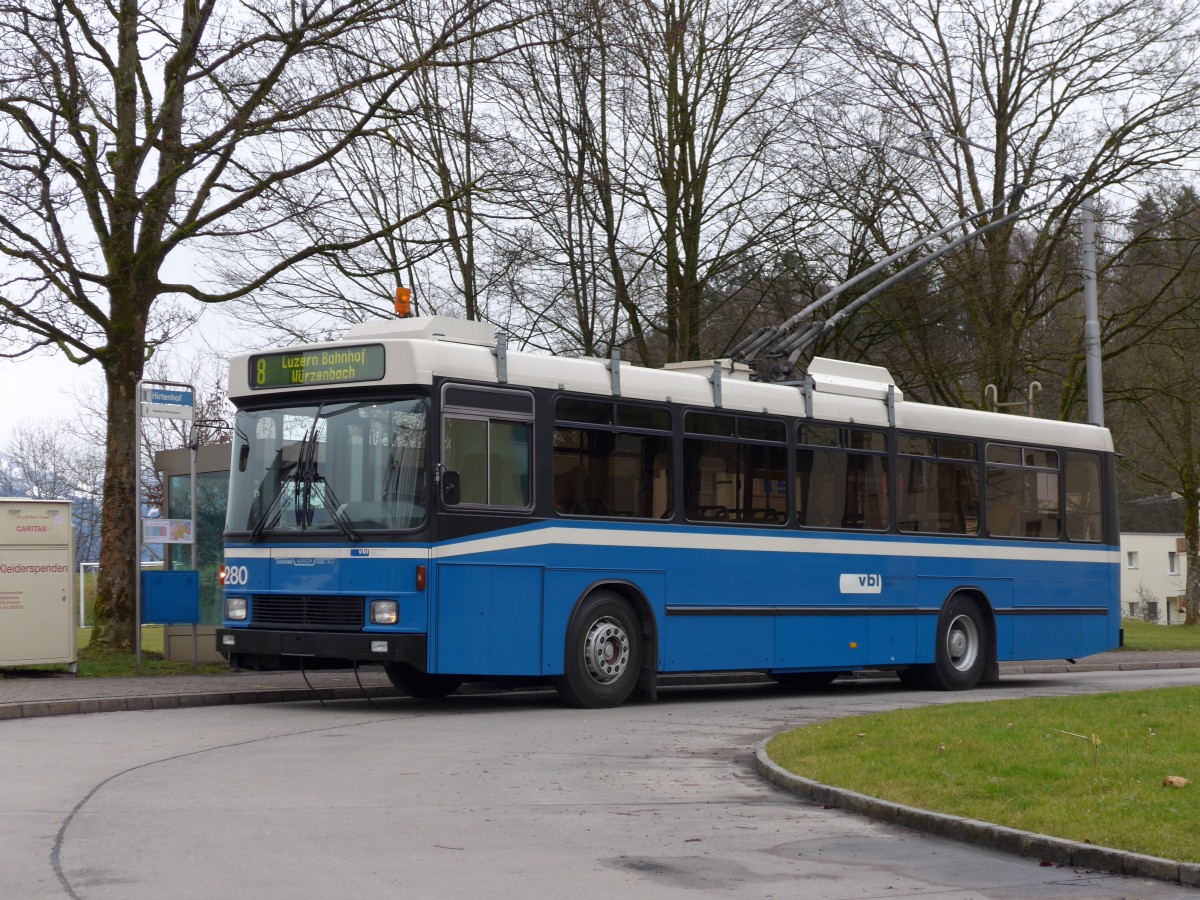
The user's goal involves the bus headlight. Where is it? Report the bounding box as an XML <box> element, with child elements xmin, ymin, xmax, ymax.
<box><xmin>370</xmin><ymin>600</ymin><xmax>398</xmax><ymax>625</ymax></box>
<box><xmin>225</xmin><ymin>596</ymin><xmax>248</xmax><ymax>621</ymax></box>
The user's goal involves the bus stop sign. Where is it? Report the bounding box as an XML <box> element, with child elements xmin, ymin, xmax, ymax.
<box><xmin>140</xmin><ymin>386</ymin><xmax>194</xmax><ymax>421</ymax></box>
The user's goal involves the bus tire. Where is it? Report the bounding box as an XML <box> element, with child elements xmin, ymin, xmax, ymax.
<box><xmin>384</xmin><ymin>663</ymin><xmax>463</xmax><ymax>699</ymax></box>
<box><xmin>924</xmin><ymin>594</ymin><xmax>988</xmax><ymax>691</ymax></box>
<box><xmin>555</xmin><ymin>591</ymin><xmax>642</xmax><ymax>709</ymax></box>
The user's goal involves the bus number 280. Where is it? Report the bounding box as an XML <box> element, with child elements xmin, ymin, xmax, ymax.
<box><xmin>224</xmin><ymin>565</ymin><xmax>250</xmax><ymax>586</ymax></box>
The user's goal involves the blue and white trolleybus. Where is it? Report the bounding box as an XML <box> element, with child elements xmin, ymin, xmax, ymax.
<box><xmin>217</xmin><ymin>316</ymin><xmax>1119</xmax><ymax>707</ymax></box>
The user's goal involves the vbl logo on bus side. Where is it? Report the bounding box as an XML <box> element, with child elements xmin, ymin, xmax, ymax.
<box><xmin>839</xmin><ymin>573</ymin><xmax>883</xmax><ymax>594</ymax></box>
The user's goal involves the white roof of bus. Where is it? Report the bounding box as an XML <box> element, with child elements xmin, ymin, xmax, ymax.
<box><xmin>228</xmin><ymin>316</ymin><xmax>1112</xmax><ymax>453</ymax></box>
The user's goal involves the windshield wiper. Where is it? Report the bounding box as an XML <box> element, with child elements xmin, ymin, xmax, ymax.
<box><xmin>248</xmin><ymin>405</ymin><xmax>324</xmax><ymax>544</ymax></box>
<box><xmin>293</xmin><ymin>404</ymin><xmax>359</xmax><ymax>542</ymax></box>
<box><xmin>246</xmin><ymin>403</ymin><xmax>360</xmax><ymax>543</ymax></box>
<box><xmin>248</xmin><ymin>456</ymin><xmax>294</xmax><ymax>544</ymax></box>
<box><xmin>307</xmin><ymin>478</ymin><xmax>360</xmax><ymax>543</ymax></box>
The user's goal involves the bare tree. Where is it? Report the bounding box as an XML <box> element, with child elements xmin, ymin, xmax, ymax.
<box><xmin>0</xmin><ymin>0</ymin><xmax>519</xmax><ymax>651</ymax></box>
<box><xmin>489</xmin><ymin>0</ymin><xmax>649</xmax><ymax>357</ymax></box>
<box><xmin>219</xmin><ymin>0</ymin><xmax>537</xmax><ymax>344</ymax></box>
<box><xmin>235</xmin><ymin>0</ymin><xmax>833</xmax><ymax>367</ymax></box>
<box><xmin>497</xmin><ymin>0</ymin><xmax>832</xmax><ymax>363</ymax></box>
<box><xmin>1107</xmin><ymin>184</ymin><xmax>1200</xmax><ymax>626</ymax></box>
<box><xmin>620</xmin><ymin>0</ymin><xmax>826</xmax><ymax>363</ymax></box>
<box><xmin>0</xmin><ymin>422</ymin><xmax>104</xmax><ymax>562</ymax></box>
<box><xmin>811</xmin><ymin>0</ymin><xmax>1200</xmax><ymax>408</ymax></box>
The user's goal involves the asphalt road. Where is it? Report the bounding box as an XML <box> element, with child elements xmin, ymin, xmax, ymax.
<box><xmin>3</xmin><ymin>667</ymin><xmax>1199</xmax><ymax>900</ymax></box>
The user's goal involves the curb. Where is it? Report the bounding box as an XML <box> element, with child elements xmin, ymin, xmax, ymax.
<box><xmin>0</xmin><ymin>686</ymin><xmax>396</xmax><ymax>720</ymax></box>
<box><xmin>0</xmin><ymin>671</ymin><xmax>775</xmax><ymax>721</ymax></box>
<box><xmin>1006</xmin><ymin>660</ymin><xmax>1200</xmax><ymax>675</ymax></box>
<box><xmin>2</xmin><ymin>658</ymin><xmax>1198</xmax><ymax>722</ymax></box>
<box><xmin>754</xmin><ymin>739</ymin><xmax>1200</xmax><ymax>889</ymax></box>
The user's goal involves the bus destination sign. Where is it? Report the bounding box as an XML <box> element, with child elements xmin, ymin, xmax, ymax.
<box><xmin>249</xmin><ymin>344</ymin><xmax>386</xmax><ymax>390</ymax></box>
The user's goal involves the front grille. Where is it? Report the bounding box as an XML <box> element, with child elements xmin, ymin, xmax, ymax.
<box><xmin>251</xmin><ymin>595</ymin><xmax>365</xmax><ymax>630</ymax></box>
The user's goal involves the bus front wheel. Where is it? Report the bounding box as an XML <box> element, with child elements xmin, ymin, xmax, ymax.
<box><xmin>924</xmin><ymin>595</ymin><xmax>988</xmax><ymax>691</ymax></box>
<box><xmin>555</xmin><ymin>591</ymin><xmax>642</xmax><ymax>709</ymax></box>
<box><xmin>384</xmin><ymin>663</ymin><xmax>463</xmax><ymax>699</ymax></box>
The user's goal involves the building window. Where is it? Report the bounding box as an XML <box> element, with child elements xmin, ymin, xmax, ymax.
<box><xmin>1168</xmin><ymin>552</ymin><xmax>1179</xmax><ymax>575</ymax></box>
<box><xmin>1127</xmin><ymin>551</ymin><xmax>1139</xmax><ymax>569</ymax></box>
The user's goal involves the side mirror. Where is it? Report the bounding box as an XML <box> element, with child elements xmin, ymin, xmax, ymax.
<box><xmin>441</xmin><ymin>470</ymin><xmax>461</xmax><ymax>506</ymax></box>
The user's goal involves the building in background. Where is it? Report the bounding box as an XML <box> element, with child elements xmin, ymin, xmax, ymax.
<box><xmin>1119</xmin><ymin>533</ymin><xmax>1188</xmax><ymax>624</ymax></box>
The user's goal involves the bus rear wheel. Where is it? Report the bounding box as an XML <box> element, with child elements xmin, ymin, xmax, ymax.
<box><xmin>555</xmin><ymin>591</ymin><xmax>642</xmax><ymax>709</ymax></box>
<box><xmin>384</xmin><ymin>663</ymin><xmax>463</xmax><ymax>699</ymax></box>
<box><xmin>923</xmin><ymin>595</ymin><xmax>988</xmax><ymax>690</ymax></box>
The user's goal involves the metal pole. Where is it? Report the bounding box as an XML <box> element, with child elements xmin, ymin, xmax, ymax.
<box><xmin>190</xmin><ymin>430</ymin><xmax>198</xmax><ymax>668</ymax></box>
<box><xmin>1081</xmin><ymin>196</ymin><xmax>1104</xmax><ymax>426</ymax></box>
<box><xmin>134</xmin><ymin>380</ymin><xmax>143</xmax><ymax>673</ymax></box>
<box><xmin>136</xmin><ymin>379</ymin><xmax>197</xmax><ymax>668</ymax></box>
<box><xmin>78</xmin><ymin>562</ymin><xmax>85</xmax><ymax>628</ymax></box>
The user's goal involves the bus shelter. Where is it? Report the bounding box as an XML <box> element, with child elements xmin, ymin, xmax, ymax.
<box><xmin>155</xmin><ymin>444</ymin><xmax>231</xmax><ymax>662</ymax></box>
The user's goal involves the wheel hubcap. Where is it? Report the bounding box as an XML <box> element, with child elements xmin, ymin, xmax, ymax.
<box><xmin>946</xmin><ymin>614</ymin><xmax>979</xmax><ymax>672</ymax></box>
<box><xmin>583</xmin><ymin>616</ymin><xmax>630</xmax><ymax>684</ymax></box>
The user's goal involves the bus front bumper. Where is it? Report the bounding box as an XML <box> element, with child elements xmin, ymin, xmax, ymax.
<box><xmin>216</xmin><ymin>628</ymin><xmax>427</xmax><ymax>671</ymax></box>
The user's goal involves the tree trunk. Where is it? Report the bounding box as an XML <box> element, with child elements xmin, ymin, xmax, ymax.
<box><xmin>89</xmin><ymin>313</ymin><xmax>149</xmax><ymax>652</ymax></box>
<box><xmin>1185</xmin><ymin>486</ymin><xmax>1200</xmax><ymax>626</ymax></box>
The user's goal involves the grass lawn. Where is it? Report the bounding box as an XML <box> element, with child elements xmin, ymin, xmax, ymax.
<box><xmin>1120</xmin><ymin>618</ymin><xmax>1200</xmax><ymax>651</ymax></box>
<box><xmin>768</xmin><ymin>687</ymin><xmax>1200</xmax><ymax>862</ymax></box>
<box><xmin>77</xmin><ymin>625</ymin><xmax>163</xmax><ymax>654</ymax></box>
<box><xmin>72</xmin><ymin>627</ymin><xmax>229</xmax><ymax>676</ymax></box>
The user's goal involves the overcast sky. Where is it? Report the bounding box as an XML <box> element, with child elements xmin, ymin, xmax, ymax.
<box><xmin>0</xmin><ymin>306</ymin><xmax>254</xmax><ymax>449</ymax></box>
<box><xmin>0</xmin><ymin>353</ymin><xmax>100</xmax><ymax>446</ymax></box>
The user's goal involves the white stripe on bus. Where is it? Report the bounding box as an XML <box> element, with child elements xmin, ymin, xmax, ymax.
<box><xmin>227</xmin><ymin>527</ymin><xmax>1117</xmax><ymax>565</ymax></box>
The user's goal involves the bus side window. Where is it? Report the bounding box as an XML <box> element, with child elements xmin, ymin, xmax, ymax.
<box><xmin>1065</xmin><ymin>451</ymin><xmax>1103</xmax><ymax>542</ymax></box>
<box><xmin>490</xmin><ymin>421</ymin><xmax>530</xmax><ymax>507</ymax></box>
<box><xmin>442</xmin><ymin>386</ymin><xmax>534</xmax><ymax>510</ymax></box>
<box><xmin>445</xmin><ymin>418</ymin><xmax>489</xmax><ymax>505</ymax></box>
<box><xmin>797</xmin><ymin>426</ymin><xmax>888</xmax><ymax>531</ymax></box>
<box><xmin>985</xmin><ymin>443</ymin><xmax>1059</xmax><ymax>539</ymax></box>
<box><xmin>443</xmin><ymin>416</ymin><xmax>531</xmax><ymax>508</ymax></box>
<box><xmin>897</xmin><ymin>435</ymin><xmax>979</xmax><ymax>535</ymax></box>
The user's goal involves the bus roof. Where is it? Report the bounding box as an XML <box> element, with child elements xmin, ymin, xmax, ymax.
<box><xmin>228</xmin><ymin>316</ymin><xmax>1112</xmax><ymax>453</ymax></box>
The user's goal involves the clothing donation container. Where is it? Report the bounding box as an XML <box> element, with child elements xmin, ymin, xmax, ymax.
<box><xmin>0</xmin><ymin>498</ymin><xmax>75</xmax><ymax>666</ymax></box>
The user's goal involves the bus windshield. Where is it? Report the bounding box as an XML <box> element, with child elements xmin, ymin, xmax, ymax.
<box><xmin>227</xmin><ymin>398</ymin><xmax>427</xmax><ymax>535</ymax></box>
